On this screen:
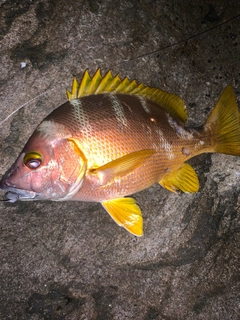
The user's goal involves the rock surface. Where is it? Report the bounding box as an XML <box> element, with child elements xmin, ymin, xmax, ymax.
<box><xmin>0</xmin><ymin>0</ymin><xmax>240</xmax><ymax>319</ymax></box>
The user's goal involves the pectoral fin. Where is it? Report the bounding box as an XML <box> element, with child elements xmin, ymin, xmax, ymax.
<box><xmin>102</xmin><ymin>198</ymin><xmax>143</xmax><ymax>236</ymax></box>
<box><xmin>159</xmin><ymin>163</ymin><xmax>199</xmax><ymax>193</ymax></box>
<box><xmin>91</xmin><ymin>149</ymin><xmax>155</xmax><ymax>186</ymax></box>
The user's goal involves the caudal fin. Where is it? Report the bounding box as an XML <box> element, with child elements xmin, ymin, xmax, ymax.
<box><xmin>204</xmin><ymin>86</ymin><xmax>240</xmax><ymax>156</ymax></box>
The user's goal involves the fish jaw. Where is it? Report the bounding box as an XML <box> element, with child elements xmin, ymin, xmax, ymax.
<box><xmin>0</xmin><ymin>161</ymin><xmax>43</xmax><ymax>202</ymax></box>
<box><xmin>0</xmin><ymin>177</ymin><xmax>38</xmax><ymax>202</ymax></box>
<box><xmin>2</xmin><ymin>189</ymin><xmax>37</xmax><ymax>202</ymax></box>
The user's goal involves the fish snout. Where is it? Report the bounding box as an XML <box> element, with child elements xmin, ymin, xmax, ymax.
<box><xmin>0</xmin><ymin>164</ymin><xmax>20</xmax><ymax>189</ymax></box>
<box><xmin>0</xmin><ymin>176</ymin><xmax>12</xmax><ymax>190</ymax></box>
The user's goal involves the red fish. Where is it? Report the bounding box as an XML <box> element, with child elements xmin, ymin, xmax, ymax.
<box><xmin>1</xmin><ymin>69</ymin><xmax>240</xmax><ymax>236</ymax></box>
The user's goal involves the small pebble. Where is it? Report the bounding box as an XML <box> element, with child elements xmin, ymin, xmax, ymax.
<box><xmin>20</xmin><ymin>62</ymin><xmax>27</xmax><ymax>68</ymax></box>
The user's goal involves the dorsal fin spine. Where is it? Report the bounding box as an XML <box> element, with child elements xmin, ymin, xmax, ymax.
<box><xmin>78</xmin><ymin>70</ymin><xmax>91</xmax><ymax>97</ymax></box>
<box><xmin>95</xmin><ymin>70</ymin><xmax>112</xmax><ymax>94</ymax></box>
<box><xmin>67</xmin><ymin>68</ymin><xmax>188</xmax><ymax>122</ymax></box>
<box><xmin>131</xmin><ymin>83</ymin><xmax>145</xmax><ymax>95</ymax></box>
<box><xmin>87</xmin><ymin>68</ymin><xmax>102</xmax><ymax>94</ymax></box>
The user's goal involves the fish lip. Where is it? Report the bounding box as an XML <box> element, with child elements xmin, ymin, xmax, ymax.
<box><xmin>4</xmin><ymin>189</ymin><xmax>38</xmax><ymax>202</ymax></box>
<box><xmin>0</xmin><ymin>177</ymin><xmax>37</xmax><ymax>202</ymax></box>
<box><xmin>0</xmin><ymin>183</ymin><xmax>38</xmax><ymax>202</ymax></box>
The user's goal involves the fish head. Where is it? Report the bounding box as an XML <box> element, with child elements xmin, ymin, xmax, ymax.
<box><xmin>0</xmin><ymin>121</ymin><xmax>87</xmax><ymax>202</ymax></box>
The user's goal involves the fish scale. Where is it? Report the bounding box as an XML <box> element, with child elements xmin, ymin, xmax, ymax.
<box><xmin>36</xmin><ymin>93</ymin><xmax>209</xmax><ymax>199</ymax></box>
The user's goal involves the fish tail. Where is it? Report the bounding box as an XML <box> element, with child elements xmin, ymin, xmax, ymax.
<box><xmin>204</xmin><ymin>86</ymin><xmax>240</xmax><ymax>156</ymax></box>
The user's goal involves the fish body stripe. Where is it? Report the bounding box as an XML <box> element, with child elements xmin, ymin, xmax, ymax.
<box><xmin>70</xmin><ymin>98</ymin><xmax>93</xmax><ymax>134</ymax></box>
<box><xmin>157</xmin><ymin>128</ymin><xmax>174</xmax><ymax>160</ymax></box>
<box><xmin>167</xmin><ymin>114</ymin><xmax>193</xmax><ymax>140</ymax></box>
<box><xmin>137</xmin><ymin>95</ymin><xmax>151</xmax><ymax>114</ymax></box>
<box><xmin>109</xmin><ymin>94</ymin><xmax>128</xmax><ymax>126</ymax></box>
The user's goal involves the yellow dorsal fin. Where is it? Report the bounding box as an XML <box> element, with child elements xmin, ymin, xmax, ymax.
<box><xmin>159</xmin><ymin>163</ymin><xmax>199</xmax><ymax>193</ymax></box>
<box><xmin>102</xmin><ymin>197</ymin><xmax>143</xmax><ymax>236</ymax></box>
<box><xmin>90</xmin><ymin>149</ymin><xmax>156</xmax><ymax>186</ymax></box>
<box><xmin>66</xmin><ymin>69</ymin><xmax>187</xmax><ymax>123</ymax></box>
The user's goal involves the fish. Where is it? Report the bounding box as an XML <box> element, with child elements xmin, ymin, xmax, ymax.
<box><xmin>1</xmin><ymin>69</ymin><xmax>240</xmax><ymax>236</ymax></box>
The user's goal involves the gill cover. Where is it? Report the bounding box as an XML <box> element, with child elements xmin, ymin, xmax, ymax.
<box><xmin>55</xmin><ymin>138</ymin><xmax>87</xmax><ymax>200</ymax></box>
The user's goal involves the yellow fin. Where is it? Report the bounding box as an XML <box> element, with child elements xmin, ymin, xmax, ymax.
<box><xmin>102</xmin><ymin>198</ymin><xmax>143</xmax><ymax>236</ymax></box>
<box><xmin>66</xmin><ymin>69</ymin><xmax>187</xmax><ymax>123</ymax></box>
<box><xmin>66</xmin><ymin>77</ymin><xmax>79</xmax><ymax>100</ymax></box>
<box><xmin>90</xmin><ymin>149</ymin><xmax>155</xmax><ymax>186</ymax></box>
<box><xmin>204</xmin><ymin>86</ymin><xmax>240</xmax><ymax>156</ymax></box>
<box><xmin>159</xmin><ymin>163</ymin><xmax>199</xmax><ymax>193</ymax></box>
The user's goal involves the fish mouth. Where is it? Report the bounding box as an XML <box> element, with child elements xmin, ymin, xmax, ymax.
<box><xmin>0</xmin><ymin>179</ymin><xmax>38</xmax><ymax>202</ymax></box>
<box><xmin>3</xmin><ymin>188</ymin><xmax>37</xmax><ymax>202</ymax></box>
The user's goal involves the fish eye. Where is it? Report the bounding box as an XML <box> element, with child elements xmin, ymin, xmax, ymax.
<box><xmin>23</xmin><ymin>151</ymin><xmax>43</xmax><ymax>169</ymax></box>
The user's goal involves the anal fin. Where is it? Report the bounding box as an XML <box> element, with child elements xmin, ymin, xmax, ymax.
<box><xmin>159</xmin><ymin>163</ymin><xmax>199</xmax><ymax>193</ymax></box>
<box><xmin>102</xmin><ymin>198</ymin><xmax>143</xmax><ymax>236</ymax></box>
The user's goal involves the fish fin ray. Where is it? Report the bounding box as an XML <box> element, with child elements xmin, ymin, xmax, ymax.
<box><xmin>78</xmin><ymin>70</ymin><xmax>92</xmax><ymax>98</ymax></box>
<box><xmin>102</xmin><ymin>198</ymin><xmax>143</xmax><ymax>236</ymax></box>
<box><xmin>204</xmin><ymin>86</ymin><xmax>240</xmax><ymax>156</ymax></box>
<box><xmin>66</xmin><ymin>77</ymin><xmax>79</xmax><ymax>100</ymax></box>
<box><xmin>91</xmin><ymin>149</ymin><xmax>156</xmax><ymax>186</ymax></box>
<box><xmin>67</xmin><ymin>69</ymin><xmax>187</xmax><ymax>123</ymax></box>
<box><xmin>159</xmin><ymin>163</ymin><xmax>199</xmax><ymax>193</ymax></box>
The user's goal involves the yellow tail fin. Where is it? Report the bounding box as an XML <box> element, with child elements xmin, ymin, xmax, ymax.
<box><xmin>204</xmin><ymin>86</ymin><xmax>240</xmax><ymax>156</ymax></box>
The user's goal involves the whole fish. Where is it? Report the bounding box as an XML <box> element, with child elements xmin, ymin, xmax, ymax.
<box><xmin>1</xmin><ymin>69</ymin><xmax>240</xmax><ymax>236</ymax></box>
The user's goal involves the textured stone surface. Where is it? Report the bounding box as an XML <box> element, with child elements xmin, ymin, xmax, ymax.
<box><xmin>0</xmin><ymin>1</ymin><xmax>240</xmax><ymax>319</ymax></box>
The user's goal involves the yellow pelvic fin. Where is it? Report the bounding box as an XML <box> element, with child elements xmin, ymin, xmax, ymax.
<box><xmin>102</xmin><ymin>197</ymin><xmax>143</xmax><ymax>236</ymax></box>
<box><xmin>90</xmin><ymin>149</ymin><xmax>156</xmax><ymax>186</ymax></box>
<box><xmin>66</xmin><ymin>69</ymin><xmax>187</xmax><ymax>123</ymax></box>
<box><xmin>159</xmin><ymin>163</ymin><xmax>199</xmax><ymax>193</ymax></box>
<box><xmin>204</xmin><ymin>86</ymin><xmax>240</xmax><ymax>156</ymax></box>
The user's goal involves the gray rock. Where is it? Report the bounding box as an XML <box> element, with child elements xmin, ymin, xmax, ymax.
<box><xmin>0</xmin><ymin>0</ymin><xmax>240</xmax><ymax>319</ymax></box>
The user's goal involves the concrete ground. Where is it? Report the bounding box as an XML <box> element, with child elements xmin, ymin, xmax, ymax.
<box><xmin>0</xmin><ymin>0</ymin><xmax>240</xmax><ymax>319</ymax></box>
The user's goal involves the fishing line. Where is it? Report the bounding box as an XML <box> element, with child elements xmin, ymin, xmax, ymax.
<box><xmin>1</xmin><ymin>14</ymin><xmax>240</xmax><ymax>126</ymax></box>
<box><xmin>0</xmin><ymin>88</ymin><xmax>54</xmax><ymax>126</ymax></box>
<box><xmin>124</xmin><ymin>14</ymin><xmax>240</xmax><ymax>61</ymax></box>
